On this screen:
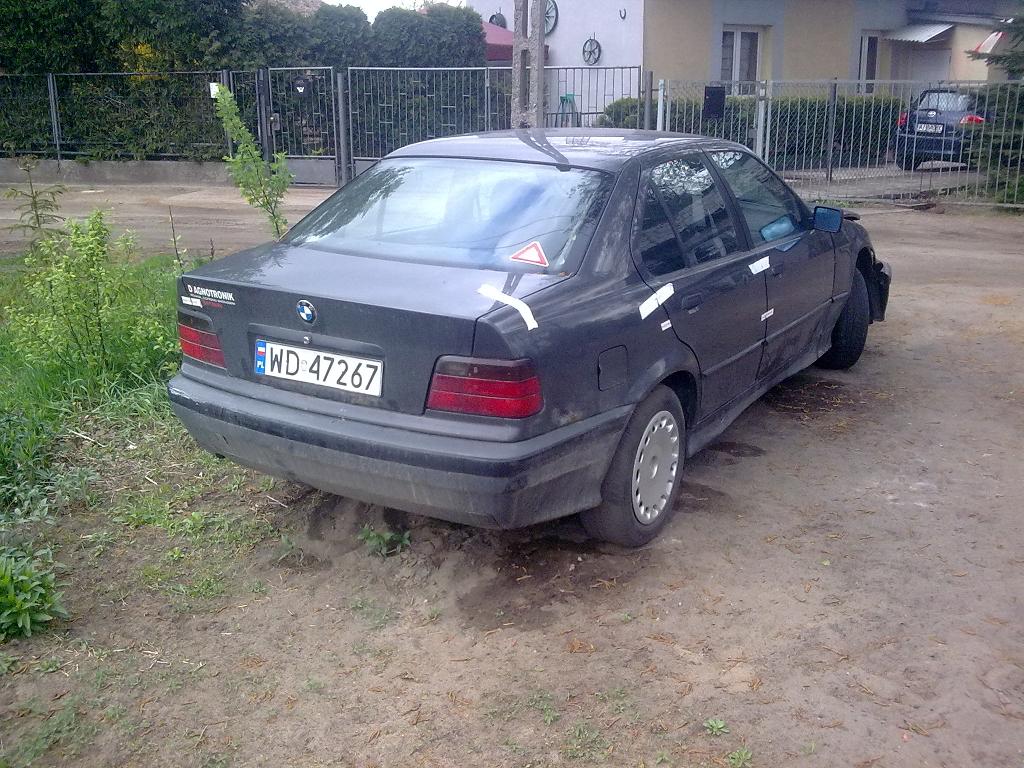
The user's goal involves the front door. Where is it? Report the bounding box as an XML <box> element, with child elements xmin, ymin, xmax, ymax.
<box><xmin>632</xmin><ymin>154</ymin><xmax>768</xmax><ymax>419</ymax></box>
<box><xmin>707</xmin><ymin>150</ymin><xmax>836</xmax><ymax>378</ymax></box>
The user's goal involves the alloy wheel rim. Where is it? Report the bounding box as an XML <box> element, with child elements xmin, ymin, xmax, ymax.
<box><xmin>631</xmin><ymin>410</ymin><xmax>680</xmax><ymax>525</ymax></box>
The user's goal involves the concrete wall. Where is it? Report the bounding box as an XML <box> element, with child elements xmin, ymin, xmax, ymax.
<box><xmin>0</xmin><ymin>158</ymin><xmax>234</xmax><ymax>186</ymax></box>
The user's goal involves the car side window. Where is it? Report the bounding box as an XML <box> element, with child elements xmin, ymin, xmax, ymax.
<box><xmin>709</xmin><ymin>150</ymin><xmax>808</xmax><ymax>245</ymax></box>
<box><xmin>637</xmin><ymin>156</ymin><xmax>740</xmax><ymax>274</ymax></box>
<box><xmin>636</xmin><ymin>185</ymin><xmax>687</xmax><ymax>275</ymax></box>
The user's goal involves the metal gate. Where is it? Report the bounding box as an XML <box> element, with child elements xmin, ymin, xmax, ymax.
<box><xmin>346</xmin><ymin>66</ymin><xmax>642</xmax><ymax>174</ymax></box>
<box><xmin>230</xmin><ymin>66</ymin><xmax>342</xmax><ymax>185</ymax></box>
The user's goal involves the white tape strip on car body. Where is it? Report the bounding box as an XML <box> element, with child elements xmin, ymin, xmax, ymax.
<box><xmin>660</xmin><ymin>319</ymin><xmax>673</xmax><ymax>331</ymax></box>
<box><xmin>749</xmin><ymin>255</ymin><xmax>771</xmax><ymax>275</ymax></box>
<box><xmin>638</xmin><ymin>282</ymin><xmax>675</xmax><ymax>320</ymax></box>
<box><xmin>761</xmin><ymin>308</ymin><xmax>775</xmax><ymax>322</ymax></box>
<box><xmin>478</xmin><ymin>284</ymin><xmax>538</xmax><ymax>331</ymax></box>
<box><xmin>181</xmin><ymin>295</ymin><xmax>202</xmax><ymax>307</ymax></box>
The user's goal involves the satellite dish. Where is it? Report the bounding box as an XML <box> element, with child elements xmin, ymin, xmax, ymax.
<box><xmin>489</xmin><ymin>11</ymin><xmax>507</xmax><ymax>28</ymax></box>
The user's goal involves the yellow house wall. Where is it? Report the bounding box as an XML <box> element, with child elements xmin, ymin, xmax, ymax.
<box><xmin>950</xmin><ymin>24</ymin><xmax>995</xmax><ymax>81</ymax></box>
<box><xmin>781</xmin><ymin>0</ymin><xmax>857</xmax><ymax>79</ymax></box>
<box><xmin>643</xmin><ymin>0</ymin><xmax>715</xmax><ymax>81</ymax></box>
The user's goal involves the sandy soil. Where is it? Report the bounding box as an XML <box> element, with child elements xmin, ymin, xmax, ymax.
<box><xmin>1</xmin><ymin>199</ymin><xmax>1022</xmax><ymax>768</ymax></box>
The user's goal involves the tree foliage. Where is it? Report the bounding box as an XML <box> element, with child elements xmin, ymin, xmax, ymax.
<box><xmin>0</xmin><ymin>1</ymin><xmax>483</xmax><ymax>74</ymax></box>
<box><xmin>215</xmin><ymin>85</ymin><xmax>292</xmax><ymax>238</ymax></box>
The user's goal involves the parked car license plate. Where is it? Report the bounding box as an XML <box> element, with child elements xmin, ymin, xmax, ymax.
<box><xmin>254</xmin><ymin>340</ymin><xmax>383</xmax><ymax>396</ymax></box>
<box><xmin>916</xmin><ymin>123</ymin><xmax>943</xmax><ymax>134</ymax></box>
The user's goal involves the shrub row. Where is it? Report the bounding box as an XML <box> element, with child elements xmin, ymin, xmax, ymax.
<box><xmin>599</xmin><ymin>94</ymin><xmax>906</xmax><ymax>170</ymax></box>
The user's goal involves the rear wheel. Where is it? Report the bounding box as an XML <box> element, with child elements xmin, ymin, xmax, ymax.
<box><xmin>581</xmin><ymin>386</ymin><xmax>685</xmax><ymax>547</ymax></box>
<box><xmin>817</xmin><ymin>269</ymin><xmax>870</xmax><ymax>370</ymax></box>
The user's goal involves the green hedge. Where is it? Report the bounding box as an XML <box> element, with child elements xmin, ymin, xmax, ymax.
<box><xmin>599</xmin><ymin>94</ymin><xmax>905</xmax><ymax>170</ymax></box>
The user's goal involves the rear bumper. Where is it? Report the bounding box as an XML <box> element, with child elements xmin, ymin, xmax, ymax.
<box><xmin>167</xmin><ymin>375</ymin><xmax>630</xmax><ymax>529</ymax></box>
<box><xmin>894</xmin><ymin>132</ymin><xmax>966</xmax><ymax>159</ymax></box>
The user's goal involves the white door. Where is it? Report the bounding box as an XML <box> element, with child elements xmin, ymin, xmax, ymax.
<box><xmin>910</xmin><ymin>47</ymin><xmax>952</xmax><ymax>82</ymax></box>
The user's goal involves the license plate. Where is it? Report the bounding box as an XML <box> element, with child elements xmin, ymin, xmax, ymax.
<box><xmin>916</xmin><ymin>123</ymin><xmax>943</xmax><ymax>134</ymax></box>
<box><xmin>254</xmin><ymin>340</ymin><xmax>382</xmax><ymax>397</ymax></box>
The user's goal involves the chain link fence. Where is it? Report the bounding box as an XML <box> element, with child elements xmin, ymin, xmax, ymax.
<box><xmin>636</xmin><ymin>79</ymin><xmax>1024</xmax><ymax>207</ymax></box>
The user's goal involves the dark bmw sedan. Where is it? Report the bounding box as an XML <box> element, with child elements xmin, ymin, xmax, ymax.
<box><xmin>169</xmin><ymin>129</ymin><xmax>891</xmax><ymax>546</ymax></box>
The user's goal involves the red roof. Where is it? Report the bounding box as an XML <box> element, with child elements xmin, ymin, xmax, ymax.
<box><xmin>483</xmin><ymin>20</ymin><xmax>514</xmax><ymax>61</ymax></box>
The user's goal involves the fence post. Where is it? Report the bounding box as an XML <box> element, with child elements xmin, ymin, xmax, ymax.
<box><xmin>46</xmin><ymin>73</ymin><xmax>62</xmax><ymax>163</ymax></box>
<box><xmin>826</xmin><ymin>78</ymin><xmax>838</xmax><ymax>186</ymax></box>
<box><xmin>336</xmin><ymin>70</ymin><xmax>351</xmax><ymax>186</ymax></box>
<box><xmin>763</xmin><ymin>79</ymin><xmax>774</xmax><ymax>166</ymax></box>
<box><xmin>485</xmin><ymin>67</ymin><xmax>492</xmax><ymax>132</ymax></box>
<box><xmin>754</xmin><ymin>80</ymin><xmax>767</xmax><ymax>158</ymax></box>
<box><xmin>218</xmin><ymin>70</ymin><xmax>232</xmax><ymax>158</ymax></box>
<box><xmin>656</xmin><ymin>79</ymin><xmax>665</xmax><ymax>131</ymax></box>
<box><xmin>255</xmin><ymin>68</ymin><xmax>273</xmax><ymax>164</ymax></box>
<box><xmin>643</xmin><ymin>70</ymin><xmax>654</xmax><ymax>130</ymax></box>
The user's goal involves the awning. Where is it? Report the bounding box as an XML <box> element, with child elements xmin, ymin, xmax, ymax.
<box><xmin>885</xmin><ymin>23</ymin><xmax>954</xmax><ymax>43</ymax></box>
<box><xmin>974</xmin><ymin>28</ymin><xmax>1009</xmax><ymax>55</ymax></box>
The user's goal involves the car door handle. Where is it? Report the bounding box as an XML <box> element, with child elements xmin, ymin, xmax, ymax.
<box><xmin>680</xmin><ymin>293</ymin><xmax>703</xmax><ymax>313</ymax></box>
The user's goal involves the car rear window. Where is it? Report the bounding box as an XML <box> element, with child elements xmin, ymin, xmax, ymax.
<box><xmin>918</xmin><ymin>91</ymin><xmax>975</xmax><ymax>111</ymax></box>
<box><xmin>284</xmin><ymin>157</ymin><xmax>613</xmax><ymax>272</ymax></box>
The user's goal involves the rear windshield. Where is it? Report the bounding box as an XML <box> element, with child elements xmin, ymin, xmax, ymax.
<box><xmin>917</xmin><ymin>91</ymin><xmax>975</xmax><ymax>111</ymax></box>
<box><xmin>284</xmin><ymin>157</ymin><xmax>613</xmax><ymax>272</ymax></box>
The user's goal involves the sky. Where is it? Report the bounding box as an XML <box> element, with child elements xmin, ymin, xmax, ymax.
<box><xmin>323</xmin><ymin>0</ymin><xmax>459</xmax><ymax>22</ymax></box>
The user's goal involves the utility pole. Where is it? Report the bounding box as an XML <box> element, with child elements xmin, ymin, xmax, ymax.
<box><xmin>511</xmin><ymin>0</ymin><xmax>545</xmax><ymax>128</ymax></box>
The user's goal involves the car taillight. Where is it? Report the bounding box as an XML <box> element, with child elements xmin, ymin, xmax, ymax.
<box><xmin>898</xmin><ymin>111</ymin><xmax>908</xmax><ymax>127</ymax></box>
<box><xmin>960</xmin><ymin>113</ymin><xmax>985</xmax><ymax>125</ymax></box>
<box><xmin>177</xmin><ymin>312</ymin><xmax>225</xmax><ymax>368</ymax></box>
<box><xmin>426</xmin><ymin>357</ymin><xmax>543</xmax><ymax>418</ymax></box>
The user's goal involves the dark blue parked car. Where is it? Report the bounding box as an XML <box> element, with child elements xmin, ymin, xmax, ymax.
<box><xmin>893</xmin><ymin>88</ymin><xmax>990</xmax><ymax>170</ymax></box>
<box><xmin>169</xmin><ymin>130</ymin><xmax>890</xmax><ymax>546</ymax></box>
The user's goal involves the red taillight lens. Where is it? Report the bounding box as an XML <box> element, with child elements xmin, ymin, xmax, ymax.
<box><xmin>960</xmin><ymin>113</ymin><xmax>985</xmax><ymax>125</ymax></box>
<box><xmin>426</xmin><ymin>357</ymin><xmax>543</xmax><ymax>418</ymax></box>
<box><xmin>898</xmin><ymin>111</ymin><xmax>908</xmax><ymax>127</ymax></box>
<box><xmin>177</xmin><ymin>313</ymin><xmax>225</xmax><ymax>368</ymax></box>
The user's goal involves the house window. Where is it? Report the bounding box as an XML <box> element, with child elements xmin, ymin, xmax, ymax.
<box><xmin>721</xmin><ymin>27</ymin><xmax>761</xmax><ymax>95</ymax></box>
<box><xmin>859</xmin><ymin>33</ymin><xmax>880</xmax><ymax>91</ymax></box>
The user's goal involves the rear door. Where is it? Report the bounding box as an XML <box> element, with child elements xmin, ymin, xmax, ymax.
<box><xmin>707</xmin><ymin>149</ymin><xmax>835</xmax><ymax>378</ymax></box>
<box><xmin>632</xmin><ymin>153</ymin><xmax>768</xmax><ymax>418</ymax></box>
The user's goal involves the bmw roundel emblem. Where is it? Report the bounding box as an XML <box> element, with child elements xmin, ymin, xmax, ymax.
<box><xmin>296</xmin><ymin>300</ymin><xmax>317</xmax><ymax>324</ymax></box>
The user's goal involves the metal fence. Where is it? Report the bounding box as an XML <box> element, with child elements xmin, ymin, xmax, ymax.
<box><xmin>654</xmin><ymin>79</ymin><xmax>1024</xmax><ymax>207</ymax></box>
<box><xmin>347</xmin><ymin>65</ymin><xmax>641</xmax><ymax>168</ymax></box>
<box><xmin>3</xmin><ymin>67</ymin><xmax>1021</xmax><ymax>208</ymax></box>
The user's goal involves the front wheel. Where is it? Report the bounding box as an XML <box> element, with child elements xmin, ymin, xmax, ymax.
<box><xmin>581</xmin><ymin>386</ymin><xmax>685</xmax><ymax>547</ymax></box>
<box><xmin>817</xmin><ymin>269</ymin><xmax>870</xmax><ymax>370</ymax></box>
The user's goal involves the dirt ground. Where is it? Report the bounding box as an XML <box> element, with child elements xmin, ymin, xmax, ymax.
<box><xmin>1</xmin><ymin>193</ymin><xmax>1023</xmax><ymax>768</ymax></box>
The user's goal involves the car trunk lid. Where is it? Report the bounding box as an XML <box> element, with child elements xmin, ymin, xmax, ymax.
<box><xmin>179</xmin><ymin>242</ymin><xmax>564</xmax><ymax>414</ymax></box>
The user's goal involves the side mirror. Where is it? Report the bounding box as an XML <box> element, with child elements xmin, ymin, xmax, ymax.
<box><xmin>813</xmin><ymin>206</ymin><xmax>843</xmax><ymax>234</ymax></box>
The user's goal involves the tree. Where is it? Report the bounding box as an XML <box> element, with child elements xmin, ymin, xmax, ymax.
<box><xmin>968</xmin><ymin>9</ymin><xmax>1024</xmax><ymax>78</ymax></box>
<box><xmin>310</xmin><ymin>5</ymin><xmax>372</xmax><ymax>71</ymax></box>
<box><xmin>224</xmin><ymin>1</ymin><xmax>315</xmax><ymax>70</ymax></box>
<box><xmin>97</xmin><ymin>0</ymin><xmax>245</xmax><ymax>70</ymax></box>
<box><xmin>371</xmin><ymin>4</ymin><xmax>485</xmax><ymax>68</ymax></box>
<box><xmin>0</xmin><ymin>0</ymin><xmax>105</xmax><ymax>73</ymax></box>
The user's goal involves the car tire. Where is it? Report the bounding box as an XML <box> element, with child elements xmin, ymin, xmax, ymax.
<box><xmin>581</xmin><ymin>386</ymin><xmax>685</xmax><ymax>547</ymax></box>
<box><xmin>817</xmin><ymin>268</ymin><xmax>870</xmax><ymax>370</ymax></box>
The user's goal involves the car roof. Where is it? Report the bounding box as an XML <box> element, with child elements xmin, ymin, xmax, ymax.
<box><xmin>387</xmin><ymin>128</ymin><xmax>742</xmax><ymax>172</ymax></box>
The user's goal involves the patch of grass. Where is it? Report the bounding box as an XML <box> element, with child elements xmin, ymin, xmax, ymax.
<box><xmin>727</xmin><ymin>747</ymin><xmax>753</xmax><ymax>768</ymax></box>
<box><xmin>302</xmin><ymin>677</ymin><xmax>325</xmax><ymax>693</ymax></box>
<box><xmin>703</xmin><ymin>717</ymin><xmax>729</xmax><ymax>737</ymax></box>
<box><xmin>596</xmin><ymin>687</ymin><xmax>631</xmax><ymax>715</ymax></box>
<box><xmin>0</xmin><ymin>699</ymin><xmax>98</xmax><ymax>767</ymax></box>
<box><xmin>654</xmin><ymin>751</ymin><xmax>672</xmax><ymax>766</ymax></box>
<box><xmin>357</xmin><ymin>523</ymin><xmax>411</xmax><ymax>557</ymax></box>
<box><xmin>526</xmin><ymin>690</ymin><xmax>561</xmax><ymax>725</ymax></box>
<box><xmin>562</xmin><ymin>721</ymin><xmax>609</xmax><ymax>761</ymax></box>
<box><xmin>350</xmin><ymin>597</ymin><xmax>397</xmax><ymax>629</ymax></box>
<box><xmin>0</xmin><ymin>650</ymin><xmax>19</xmax><ymax>674</ymax></box>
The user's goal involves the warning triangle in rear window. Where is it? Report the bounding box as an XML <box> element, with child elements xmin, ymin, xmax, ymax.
<box><xmin>509</xmin><ymin>241</ymin><xmax>549</xmax><ymax>268</ymax></box>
